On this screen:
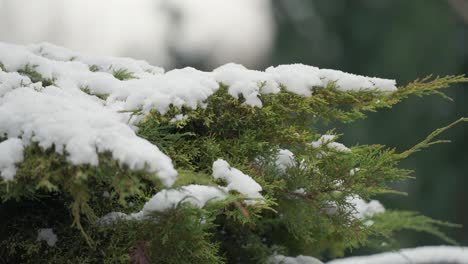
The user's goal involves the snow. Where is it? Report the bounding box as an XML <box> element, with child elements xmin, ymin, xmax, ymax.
<box><xmin>275</xmin><ymin>149</ymin><xmax>296</xmax><ymax>172</ymax></box>
<box><xmin>0</xmin><ymin>43</ymin><xmax>397</xmax><ymax>113</ymax></box>
<box><xmin>0</xmin><ymin>41</ymin><xmax>395</xmax><ymax>184</ymax></box>
<box><xmin>349</xmin><ymin>168</ymin><xmax>360</xmax><ymax>176</ymax></box>
<box><xmin>347</xmin><ymin>196</ymin><xmax>385</xmax><ymax>220</ymax></box>
<box><xmin>212</xmin><ymin>159</ymin><xmax>263</xmax><ymax>204</ymax></box>
<box><xmin>170</xmin><ymin>114</ymin><xmax>188</xmax><ymax>123</ymax></box>
<box><xmin>327</xmin><ymin>246</ymin><xmax>468</xmax><ymax>264</ymax></box>
<box><xmin>324</xmin><ymin>196</ymin><xmax>384</xmax><ymax>221</ymax></box>
<box><xmin>0</xmin><ymin>86</ymin><xmax>177</xmax><ymax>186</ymax></box>
<box><xmin>293</xmin><ymin>188</ymin><xmax>307</xmax><ymax>195</ymax></box>
<box><xmin>266</xmin><ymin>64</ymin><xmax>397</xmax><ymax>94</ymax></box>
<box><xmin>0</xmin><ymin>138</ymin><xmax>24</xmax><ymax>181</ymax></box>
<box><xmin>100</xmin><ymin>160</ymin><xmax>262</xmax><ymax>223</ymax></box>
<box><xmin>36</xmin><ymin>228</ymin><xmax>58</xmax><ymax>247</ymax></box>
<box><xmin>269</xmin><ymin>254</ymin><xmax>324</xmax><ymax>264</ymax></box>
<box><xmin>131</xmin><ymin>184</ymin><xmax>227</xmax><ymax>219</ymax></box>
<box><xmin>0</xmin><ymin>69</ymin><xmax>32</xmax><ymax>96</ymax></box>
<box><xmin>310</xmin><ymin>135</ymin><xmax>351</xmax><ymax>153</ymax></box>
<box><xmin>99</xmin><ymin>185</ymin><xmax>227</xmax><ymax>222</ymax></box>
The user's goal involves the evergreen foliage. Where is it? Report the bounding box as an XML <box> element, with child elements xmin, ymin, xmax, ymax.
<box><xmin>0</xmin><ymin>58</ymin><xmax>467</xmax><ymax>263</ymax></box>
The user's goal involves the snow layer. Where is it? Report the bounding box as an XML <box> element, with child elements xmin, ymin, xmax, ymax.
<box><xmin>269</xmin><ymin>254</ymin><xmax>324</xmax><ymax>264</ymax></box>
<box><xmin>324</xmin><ymin>196</ymin><xmax>384</xmax><ymax>221</ymax></box>
<box><xmin>36</xmin><ymin>228</ymin><xmax>58</xmax><ymax>247</ymax></box>
<box><xmin>275</xmin><ymin>149</ymin><xmax>296</xmax><ymax>172</ymax></box>
<box><xmin>0</xmin><ymin>138</ymin><xmax>24</xmax><ymax>181</ymax></box>
<box><xmin>0</xmin><ymin>86</ymin><xmax>177</xmax><ymax>186</ymax></box>
<box><xmin>347</xmin><ymin>196</ymin><xmax>385</xmax><ymax>220</ymax></box>
<box><xmin>0</xmin><ymin>69</ymin><xmax>32</xmax><ymax>96</ymax></box>
<box><xmin>0</xmin><ymin>42</ymin><xmax>395</xmax><ymax>183</ymax></box>
<box><xmin>327</xmin><ymin>246</ymin><xmax>468</xmax><ymax>264</ymax></box>
<box><xmin>100</xmin><ymin>160</ymin><xmax>262</xmax><ymax>223</ymax></box>
<box><xmin>213</xmin><ymin>159</ymin><xmax>263</xmax><ymax>203</ymax></box>
<box><xmin>0</xmin><ymin>42</ymin><xmax>396</xmax><ymax>112</ymax></box>
<box><xmin>131</xmin><ymin>184</ymin><xmax>227</xmax><ymax>219</ymax></box>
<box><xmin>311</xmin><ymin>135</ymin><xmax>351</xmax><ymax>153</ymax></box>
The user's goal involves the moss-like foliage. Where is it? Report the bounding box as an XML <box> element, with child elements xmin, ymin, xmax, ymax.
<box><xmin>112</xmin><ymin>68</ymin><xmax>136</xmax><ymax>80</ymax></box>
<box><xmin>17</xmin><ymin>63</ymin><xmax>56</xmax><ymax>87</ymax></box>
<box><xmin>0</xmin><ymin>72</ymin><xmax>467</xmax><ymax>263</ymax></box>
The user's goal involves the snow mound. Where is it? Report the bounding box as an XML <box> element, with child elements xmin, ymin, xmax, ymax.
<box><xmin>269</xmin><ymin>254</ymin><xmax>324</xmax><ymax>264</ymax></box>
<box><xmin>327</xmin><ymin>246</ymin><xmax>468</xmax><ymax>264</ymax></box>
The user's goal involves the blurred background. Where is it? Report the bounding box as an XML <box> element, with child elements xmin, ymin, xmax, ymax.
<box><xmin>1</xmin><ymin>0</ymin><xmax>467</xmax><ymax>255</ymax></box>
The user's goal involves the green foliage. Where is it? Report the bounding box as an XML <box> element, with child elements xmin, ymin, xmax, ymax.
<box><xmin>89</xmin><ymin>64</ymin><xmax>100</xmax><ymax>72</ymax></box>
<box><xmin>80</xmin><ymin>85</ymin><xmax>109</xmax><ymax>100</ymax></box>
<box><xmin>370</xmin><ymin>210</ymin><xmax>461</xmax><ymax>247</ymax></box>
<box><xmin>17</xmin><ymin>63</ymin><xmax>56</xmax><ymax>86</ymax></box>
<box><xmin>112</xmin><ymin>68</ymin><xmax>136</xmax><ymax>80</ymax></box>
<box><xmin>1</xmin><ymin>74</ymin><xmax>467</xmax><ymax>263</ymax></box>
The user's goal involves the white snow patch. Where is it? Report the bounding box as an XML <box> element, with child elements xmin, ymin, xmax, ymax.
<box><xmin>170</xmin><ymin>114</ymin><xmax>188</xmax><ymax>123</ymax></box>
<box><xmin>132</xmin><ymin>184</ymin><xmax>227</xmax><ymax>219</ymax></box>
<box><xmin>347</xmin><ymin>196</ymin><xmax>385</xmax><ymax>220</ymax></box>
<box><xmin>99</xmin><ymin>184</ymin><xmax>227</xmax><ymax>222</ymax></box>
<box><xmin>212</xmin><ymin>159</ymin><xmax>263</xmax><ymax>204</ymax></box>
<box><xmin>269</xmin><ymin>254</ymin><xmax>324</xmax><ymax>264</ymax></box>
<box><xmin>349</xmin><ymin>168</ymin><xmax>360</xmax><ymax>176</ymax></box>
<box><xmin>293</xmin><ymin>188</ymin><xmax>307</xmax><ymax>195</ymax></box>
<box><xmin>275</xmin><ymin>149</ymin><xmax>296</xmax><ymax>172</ymax></box>
<box><xmin>0</xmin><ymin>86</ymin><xmax>177</xmax><ymax>186</ymax></box>
<box><xmin>0</xmin><ymin>42</ymin><xmax>397</xmax><ymax>114</ymax></box>
<box><xmin>100</xmin><ymin>160</ymin><xmax>265</xmax><ymax>223</ymax></box>
<box><xmin>0</xmin><ymin>138</ymin><xmax>24</xmax><ymax>181</ymax></box>
<box><xmin>37</xmin><ymin>228</ymin><xmax>58</xmax><ymax>247</ymax></box>
<box><xmin>311</xmin><ymin>135</ymin><xmax>351</xmax><ymax>153</ymax></box>
<box><xmin>0</xmin><ymin>69</ymin><xmax>32</xmax><ymax>96</ymax></box>
<box><xmin>327</xmin><ymin>246</ymin><xmax>468</xmax><ymax>264</ymax></box>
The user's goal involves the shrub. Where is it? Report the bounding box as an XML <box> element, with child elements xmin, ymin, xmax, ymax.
<box><xmin>0</xmin><ymin>42</ymin><xmax>466</xmax><ymax>263</ymax></box>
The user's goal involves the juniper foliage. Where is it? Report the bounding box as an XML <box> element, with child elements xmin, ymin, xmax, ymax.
<box><xmin>0</xmin><ymin>63</ymin><xmax>467</xmax><ymax>264</ymax></box>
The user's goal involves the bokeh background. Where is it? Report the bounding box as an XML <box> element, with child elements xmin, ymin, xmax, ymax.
<box><xmin>1</xmin><ymin>0</ymin><xmax>467</xmax><ymax>256</ymax></box>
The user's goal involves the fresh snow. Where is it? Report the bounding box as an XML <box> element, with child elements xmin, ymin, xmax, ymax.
<box><xmin>0</xmin><ymin>69</ymin><xmax>33</xmax><ymax>96</ymax></box>
<box><xmin>0</xmin><ymin>86</ymin><xmax>177</xmax><ymax>186</ymax></box>
<box><xmin>0</xmin><ymin>41</ymin><xmax>395</xmax><ymax>185</ymax></box>
<box><xmin>275</xmin><ymin>149</ymin><xmax>296</xmax><ymax>172</ymax></box>
<box><xmin>269</xmin><ymin>254</ymin><xmax>324</xmax><ymax>264</ymax></box>
<box><xmin>36</xmin><ymin>228</ymin><xmax>58</xmax><ymax>247</ymax></box>
<box><xmin>132</xmin><ymin>184</ymin><xmax>227</xmax><ymax>219</ymax></box>
<box><xmin>0</xmin><ymin>42</ymin><xmax>397</xmax><ymax>113</ymax></box>
<box><xmin>311</xmin><ymin>135</ymin><xmax>351</xmax><ymax>153</ymax></box>
<box><xmin>99</xmin><ymin>185</ymin><xmax>227</xmax><ymax>222</ymax></box>
<box><xmin>324</xmin><ymin>196</ymin><xmax>384</xmax><ymax>221</ymax></box>
<box><xmin>0</xmin><ymin>138</ymin><xmax>24</xmax><ymax>181</ymax></box>
<box><xmin>213</xmin><ymin>159</ymin><xmax>263</xmax><ymax>204</ymax></box>
<box><xmin>327</xmin><ymin>246</ymin><xmax>468</xmax><ymax>264</ymax></box>
<box><xmin>347</xmin><ymin>196</ymin><xmax>385</xmax><ymax>220</ymax></box>
<box><xmin>271</xmin><ymin>246</ymin><xmax>468</xmax><ymax>264</ymax></box>
<box><xmin>100</xmin><ymin>160</ymin><xmax>261</xmax><ymax>222</ymax></box>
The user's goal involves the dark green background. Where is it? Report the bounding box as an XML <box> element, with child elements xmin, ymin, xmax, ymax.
<box><xmin>271</xmin><ymin>0</ymin><xmax>468</xmax><ymax>250</ymax></box>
